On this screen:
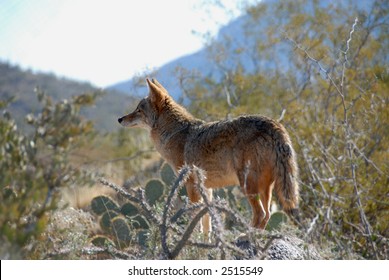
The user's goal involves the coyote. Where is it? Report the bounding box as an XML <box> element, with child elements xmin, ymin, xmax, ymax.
<box><xmin>118</xmin><ymin>78</ymin><xmax>299</xmax><ymax>233</ymax></box>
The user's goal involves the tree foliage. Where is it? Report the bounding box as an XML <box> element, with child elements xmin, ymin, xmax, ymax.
<box><xmin>0</xmin><ymin>89</ymin><xmax>97</xmax><ymax>258</ymax></box>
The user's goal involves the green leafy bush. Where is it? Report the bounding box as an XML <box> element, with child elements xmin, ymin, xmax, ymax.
<box><xmin>0</xmin><ymin>89</ymin><xmax>98</xmax><ymax>258</ymax></box>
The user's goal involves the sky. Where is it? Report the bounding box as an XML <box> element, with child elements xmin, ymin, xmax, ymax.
<box><xmin>0</xmin><ymin>0</ymin><xmax>251</xmax><ymax>87</ymax></box>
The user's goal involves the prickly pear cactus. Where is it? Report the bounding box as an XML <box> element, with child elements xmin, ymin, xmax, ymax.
<box><xmin>131</xmin><ymin>214</ymin><xmax>149</xmax><ymax>230</ymax></box>
<box><xmin>145</xmin><ymin>179</ymin><xmax>164</xmax><ymax>206</ymax></box>
<box><xmin>120</xmin><ymin>202</ymin><xmax>139</xmax><ymax>217</ymax></box>
<box><xmin>160</xmin><ymin>163</ymin><xmax>175</xmax><ymax>186</ymax></box>
<box><xmin>90</xmin><ymin>235</ymin><xmax>115</xmax><ymax>247</ymax></box>
<box><xmin>137</xmin><ymin>230</ymin><xmax>149</xmax><ymax>247</ymax></box>
<box><xmin>178</xmin><ymin>184</ymin><xmax>188</xmax><ymax>198</ymax></box>
<box><xmin>99</xmin><ymin>210</ymin><xmax>119</xmax><ymax>231</ymax></box>
<box><xmin>91</xmin><ymin>195</ymin><xmax>119</xmax><ymax>215</ymax></box>
<box><xmin>111</xmin><ymin>217</ymin><xmax>132</xmax><ymax>244</ymax></box>
<box><xmin>214</xmin><ymin>188</ymin><xmax>227</xmax><ymax>200</ymax></box>
<box><xmin>89</xmin><ymin>185</ymin><xmax>157</xmax><ymax>249</ymax></box>
<box><xmin>266</xmin><ymin>211</ymin><xmax>289</xmax><ymax>231</ymax></box>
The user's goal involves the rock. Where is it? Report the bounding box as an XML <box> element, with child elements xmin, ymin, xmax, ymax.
<box><xmin>235</xmin><ymin>233</ymin><xmax>321</xmax><ymax>260</ymax></box>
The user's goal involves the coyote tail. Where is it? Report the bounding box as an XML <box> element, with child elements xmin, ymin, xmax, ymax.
<box><xmin>274</xmin><ymin>137</ymin><xmax>300</xmax><ymax>223</ymax></box>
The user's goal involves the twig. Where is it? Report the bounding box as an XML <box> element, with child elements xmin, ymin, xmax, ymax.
<box><xmin>278</xmin><ymin>109</ymin><xmax>286</xmax><ymax>122</ymax></box>
<box><xmin>341</xmin><ymin>17</ymin><xmax>358</xmax><ymax>89</ymax></box>
<box><xmin>283</xmin><ymin>33</ymin><xmax>347</xmax><ymax>122</ymax></box>
<box><xmin>168</xmin><ymin>207</ymin><xmax>209</xmax><ymax>259</ymax></box>
<box><xmin>170</xmin><ymin>202</ymin><xmax>203</xmax><ymax>223</ymax></box>
<box><xmin>306</xmin><ymin>214</ymin><xmax>319</xmax><ymax>235</ymax></box>
<box><xmin>161</xmin><ymin>165</ymin><xmax>191</xmax><ymax>257</ymax></box>
<box><xmin>258</xmin><ymin>234</ymin><xmax>283</xmax><ymax>260</ymax></box>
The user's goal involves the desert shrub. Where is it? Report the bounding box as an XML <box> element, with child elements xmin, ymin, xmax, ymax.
<box><xmin>0</xmin><ymin>89</ymin><xmax>98</xmax><ymax>258</ymax></box>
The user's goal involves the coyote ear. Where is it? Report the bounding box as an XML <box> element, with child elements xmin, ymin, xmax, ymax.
<box><xmin>147</xmin><ymin>78</ymin><xmax>169</xmax><ymax>94</ymax></box>
<box><xmin>151</xmin><ymin>78</ymin><xmax>168</xmax><ymax>92</ymax></box>
<box><xmin>146</xmin><ymin>78</ymin><xmax>156</xmax><ymax>91</ymax></box>
<box><xmin>146</xmin><ymin>78</ymin><xmax>166</xmax><ymax>107</ymax></box>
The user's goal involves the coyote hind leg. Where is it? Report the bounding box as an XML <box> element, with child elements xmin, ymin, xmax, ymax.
<box><xmin>239</xmin><ymin>169</ymin><xmax>273</xmax><ymax>230</ymax></box>
<box><xmin>247</xmin><ymin>194</ymin><xmax>266</xmax><ymax>228</ymax></box>
<box><xmin>257</xmin><ymin>183</ymin><xmax>272</xmax><ymax>229</ymax></box>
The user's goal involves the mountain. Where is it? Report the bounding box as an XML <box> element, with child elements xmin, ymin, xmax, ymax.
<box><xmin>0</xmin><ymin>62</ymin><xmax>136</xmax><ymax>132</ymax></box>
<box><xmin>107</xmin><ymin>0</ymin><xmax>376</xmax><ymax>100</ymax></box>
<box><xmin>109</xmin><ymin>49</ymin><xmax>212</xmax><ymax>101</ymax></box>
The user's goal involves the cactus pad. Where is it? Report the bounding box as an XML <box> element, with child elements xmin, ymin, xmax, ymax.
<box><xmin>160</xmin><ymin>163</ymin><xmax>176</xmax><ymax>186</ymax></box>
<box><xmin>145</xmin><ymin>179</ymin><xmax>164</xmax><ymax>205</ymax></box>
<box><xmin>137</xmin><ymin>230</ymin><xmax>149</xmax><ymax>247</ymax></box>
<box><xmin>90</xmin><ymin>235</ymin><xmax>114</xmax><ymax>247</ymax></box>
<box><xmin>266</xmin><ymin>211</ymin><xmax>289</xmax><ymax>231</ymax></box>
<box><xmin>111</xmin><ymin>217</ymin><xmax>132</xmax><ymax>243</ymax></box>
<box><xmin>120</xmin><ymin>202</ymin><xmax>139</xmax><ymax>217</ymax></box>
<box><xmin>131</xmin><ymin>215</ymin><xmax>149</xmax><ymax>229</ymax></box>
<box><xmin>91</xmin><ymin>195</ymin><xmax>119</xmax><ymax>215</ymax></box>
<box><xmin>99</xmin><ymin>210</ymin><xmax>119</xmax><ymax>230</ymax></box>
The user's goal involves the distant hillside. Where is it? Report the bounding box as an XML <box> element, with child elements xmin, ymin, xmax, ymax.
<box><xmin>0</xmin><ymin>62</ymin><xmax>137</xmax><ymax>132</ymax></box>
<box><xmin>108</xmin><ymin>0</ymin><xmax>375</xmax><ymax>101</ymax></box>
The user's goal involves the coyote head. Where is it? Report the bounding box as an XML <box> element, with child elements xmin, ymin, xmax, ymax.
<box><xmin>118</xmin><ymin>78</ymin><xmax>168</xmax><ymax>129</ymax></box>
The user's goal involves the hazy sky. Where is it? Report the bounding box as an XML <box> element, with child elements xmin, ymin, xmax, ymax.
<box><xmin>0</xmin><ymin>0</ymin><xmax>251</xmax><ymax>87</ymax></box>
